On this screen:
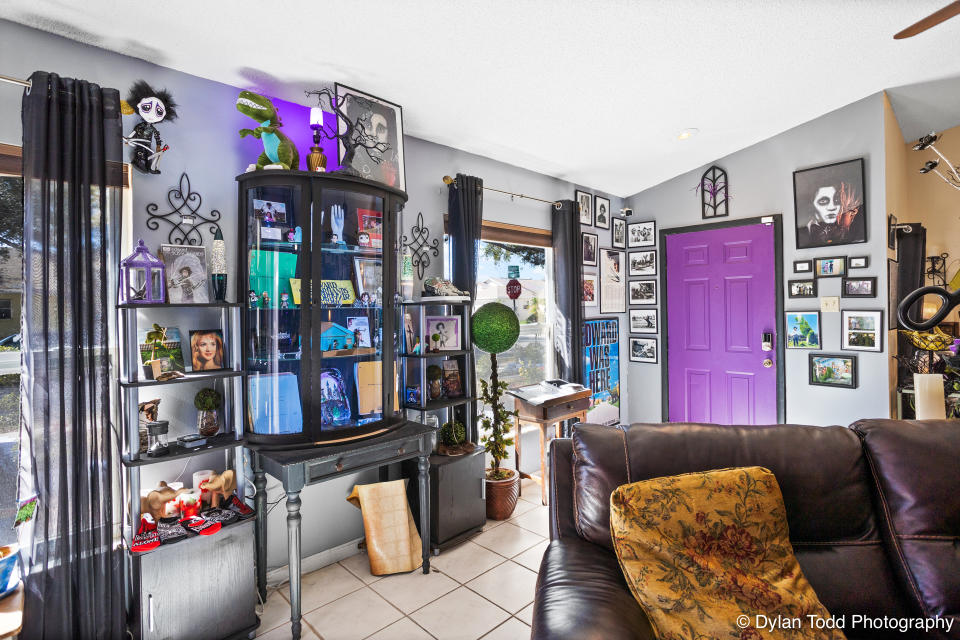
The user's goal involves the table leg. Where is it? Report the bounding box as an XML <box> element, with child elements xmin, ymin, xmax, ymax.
<box><xmin>514</xmin><ymin>420</ymin><xmax>522</xmax><ymax>496</ymax></box>
<box><xmin>539</xmin><ymin>425</ymin><xmax>548</xmax><ymax>506</ymax></box>
<box><xmin>418</xmin><ymin>455</ymin><xmax>431</xmax><ymax>573</ymax></box>
<box><xmin>286</xmin><ymin>490</ymin><xmax>303</xmax><ymax>639</ymax></box>
<box><xmin>253</xmin><ymin>453</ymin><xmax>267</xmax><ymax>604</ymax></box>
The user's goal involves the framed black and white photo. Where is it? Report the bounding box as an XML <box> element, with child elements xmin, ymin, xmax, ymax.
<box><xmin>612</xmin><ymin>217</ymin><xmax>626</xmax><ymax>249</ymax></box>
<box><xmin>582</xmin><ymin>274</ymin><xmax>598</xmax><ymax>308</ymax></box>
<box><xmin>335</xmin><ymin>83</ymin><xmax>405</xmax><ymax>190</ymax></box>
<box><xmin>582</xmin><ymin>233</ymin><xmax>598</xmax><ymax>267</ymax></box>
<box><xmin>788</xmin><ymin>279</ymin><xmax>818</xmax><ymax>299</ymax></box>
<box><xmin>628</xmin><ymin>250</ymin><xmax>657</xmax><ymax>277</ymax></box>
<box><xmin>849</xmin><ymin>256</ymin><xmax>869</xmax><ymax>269</ymax></box>
<box><xmin>814</xmin><ymin>256</ymin><xmax>846</xmax><ymax>278</ymax></box>
<box><xmin>629</xmin><ymin>280</ymin><xmax>658</xmax><ymax>306</ymax></box>
<box><xmin>793</xmin><ymin>158</ymin><xmax>866</xmax><ymax>249</ymax></box>
<box><xmin>594</xmin><ymin>195</ymin><xmax>610</xmax><ymax>229</ymax></box>
<box><xmin>159</xmin><ymin>244</ymin><xmax>210</xmax><ymax>303</ymax></box>
<box><xmin>629</xmin><ymin>337</ymin><xmax>658</xmax><ymax>363</ymax></box>
<box><xmin>794</xmin><ymin>260</ymin><xmax>813</xmax><ymax>274</ymax></box>
<box><xmin>629</xmin><ymin>308</ymin><xmax>658</xmax><ymax>334</ymax></box>
<box><xmin>599</xmin><ymin>249</ymin><xmax>626</xmax><ymax>314</ymax></box>
<box><xmin>841</xmin><ymin>310</ymin><xmax>883</xmax><ymax>352</ymax></box>
<box><xmin>841</xmin><ymin>276</ymin><xmax>876</xmax><ymax>298</ymax></box>
<box><xmin>628</xmin><ymin>221</ymin><xmax>656</xmax><ymax>248</ymax></box>
<box><xmin>809</xmin><ymin>353</ymin><xmax>858</xmax><ymax>389</ymax></box>
<box><xmin>576</xmin><ymin>190</ymin><xmax>593</xmax><ymax>226</ymax></box>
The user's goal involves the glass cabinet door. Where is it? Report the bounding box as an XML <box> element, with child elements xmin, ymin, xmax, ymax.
<box><xmin>314</xmin><ymin>188</ymin><xmax>389</xmax><ymax>432</ymax></box>
<box><xmin>245</xmin><ymin>184</ymin><xmax>305</xmax><ymax>436</ymax></box>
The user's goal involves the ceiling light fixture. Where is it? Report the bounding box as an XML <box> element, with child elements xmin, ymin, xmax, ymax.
<box><xmin>677</xmin><ymin>128</ymin><xmax>699</xmax><ymax>141</ymax></box>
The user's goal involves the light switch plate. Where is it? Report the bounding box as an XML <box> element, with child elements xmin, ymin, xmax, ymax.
<box><xmin>821</xmin><ymin>296</ymin><xmax>840</xmax><ymax>313</ymax></box>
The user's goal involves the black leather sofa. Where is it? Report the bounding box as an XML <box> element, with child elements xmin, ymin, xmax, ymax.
<box><xmin>532</xmin><ymin>420</ymin><xmax>960</xmax><ymax>640</ymax></box>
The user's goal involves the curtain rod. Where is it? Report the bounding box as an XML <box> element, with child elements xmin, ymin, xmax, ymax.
<box><xmin>0</xmin><ymin>74</ymin><xmax>31</xmax><ymax>89</ymax></box>
<box><xmin>442</xmin><ymin>175</ymin><xmax>563</xmax><ymax>210</ymax></box>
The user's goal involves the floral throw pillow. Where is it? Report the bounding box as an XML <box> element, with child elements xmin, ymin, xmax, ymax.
<box><xmin>610</xmin><ymin>466</ymin><xmax>845</xmax><ymax>640</ymax></box>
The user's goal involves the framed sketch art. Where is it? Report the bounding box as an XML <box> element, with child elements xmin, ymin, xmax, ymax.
<box><xmin>841</xmin><ymin>309</ymin><xmax>883</xmax><ymax>352</ymax></box>
<box><xmin>582</xmin><ymin>233</ymin><xmax>598</xmax><ymax>267</ymax></box>
<box><xmin>628</xmin><ymin>221</ymin><xmax>656</xmax><ymax>248</ymax></box>
<box><xmin>629</xmin><ymin>250</ymin><xmax>657</xmax><ymax>277</ymax></box>
<box><xmin>335</xmin><ymin>83</ymin><xmax>405</xmax><ymax>190</ymax></box>
<box><xmin>576</xmin><ymin>190</ymin><xmax>593</xmax><ymax>226</ymax></box>
<box><xmin>599</xmin><ymin>249</ymin><xmax>626</xmax><ymax>314</ymax></box>
<box><xmin>793</xmin><ymin>158</ymin><xmax>866</xmax><ymax>249</ymax></box>
<box><xmin>594</xmin><ymin>195</ymin><xmax>611</xmax><ymax>229</ymax></box>
<box><xmin>612</xmin><ymin>217</ymin><xmax>626</xmax><ymax>249</ymax></box>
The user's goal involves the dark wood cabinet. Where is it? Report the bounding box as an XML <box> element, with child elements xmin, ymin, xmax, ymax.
<box><xmin>405</xmin><ymin>447</ymin><xmax>486</xmax><ymax>549</ymax></box>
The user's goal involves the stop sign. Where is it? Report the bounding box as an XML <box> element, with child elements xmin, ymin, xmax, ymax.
<box><xmin>506</xmin><ymin>279</ymin><xmax>522</xmax><ymax>300</ymax></box>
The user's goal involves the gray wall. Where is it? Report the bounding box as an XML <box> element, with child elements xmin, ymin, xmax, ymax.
<box><xmin>0</xmin><ymin>19</ymin><xmax>626</xmax><ymax>568</ymax></box>
<box><xmin>625</xmin><ymin>93</ymin><xmax>890</xmax><ymax>427</ymax></box>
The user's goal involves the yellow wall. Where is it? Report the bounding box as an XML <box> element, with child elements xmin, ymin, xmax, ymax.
<box><xmin>883</xmin><ymin>93</ymin><xmax>908</xmax><ymax>414</ymax></box>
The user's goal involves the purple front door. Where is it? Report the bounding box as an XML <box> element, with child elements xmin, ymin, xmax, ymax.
<box><xmin>666</xmin><ymin>222</ymin><xmax>778</xmax><ymax>424</ymax></box>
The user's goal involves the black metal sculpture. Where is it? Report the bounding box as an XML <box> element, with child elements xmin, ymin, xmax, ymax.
<box><xmin>304</xmin><ymin>87</ymin><xmax>390</xmax><ymax>177</ymax></box>
<box><xmin>699</xmin><ymin>165</ymin><xmax>729</xmax><ymax>219</ymax></box>
<box><xmin>400</xmin><ymin>212</ymin><xmax>440</xmax><ymax>280</ymax></box>
<box><xmin>145</xmin><ymin>172</ymin><xmax>222</xmax><ymax>245</ymax></box>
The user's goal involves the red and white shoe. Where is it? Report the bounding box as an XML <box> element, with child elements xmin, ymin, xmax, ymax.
<box><xmin>225</xmin><ymin>493</ymin><xmax>255</xmax><ymax>519</ymax></box>
<box><xmin>180</xmin><ymin>515</ymin><xmax>221</xmax><ymax>536</ymax></box>
<box><xmin>131</xmin><ymin>514</ymin><xmax>161</xmax><ymax>553</ymax></box>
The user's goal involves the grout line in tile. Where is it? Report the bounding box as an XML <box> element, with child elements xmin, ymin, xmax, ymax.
<box><xmin>460</xmin><ymin>561</ymin><xmax>534</xmax><ymax>618</ymax></box>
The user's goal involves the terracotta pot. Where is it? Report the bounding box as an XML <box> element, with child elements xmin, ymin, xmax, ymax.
<box><xmin>485</xmin><ymin>468</ymin><xmax>519</xmax><ymax>520</ymax></box>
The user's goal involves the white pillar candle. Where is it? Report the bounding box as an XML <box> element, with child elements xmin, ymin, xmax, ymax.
<box><xmin>914</xmin><ymin>373</ymin><xmax>947</xmax><ymax>420</ymax></box>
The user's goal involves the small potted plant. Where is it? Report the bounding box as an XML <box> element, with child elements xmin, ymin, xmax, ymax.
<box><xmin>143</xmin><ymin>323</ymin><xmax>168</xmax><ymax>379</ymax></box>
<box><xmin>472</xmin><ymin>302</ymin><xmax>521</xmax><ymax>520</ymax></box>
<box><xmin>194</xmin><ymin>388</ymin><xmax>223</xmax><ymax>437</ymax></box>
<box><xmin>437</xmin><ymin>420</ymin><xmax>471</xmax><ymax>456</ymax></box>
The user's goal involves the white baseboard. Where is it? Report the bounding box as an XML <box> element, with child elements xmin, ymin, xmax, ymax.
<box><xmin>266</xmin><ymin>537</ymin><xmax>364</xmax><ymax>587</ymax></box>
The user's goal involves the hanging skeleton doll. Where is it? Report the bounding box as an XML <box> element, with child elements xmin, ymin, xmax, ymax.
<box><xmin>121</xmin><ymin>80</ymin><xmax>178</xmax><ymax>174</ymax></box>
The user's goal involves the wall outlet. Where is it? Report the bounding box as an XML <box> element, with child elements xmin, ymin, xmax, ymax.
<box><xmin>821</xmin><ymin>296</ymin><xmax>840</xmax><ymax>313</ymax></box>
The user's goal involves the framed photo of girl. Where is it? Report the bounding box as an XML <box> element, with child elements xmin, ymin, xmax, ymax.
<box><xmin>793</xmin><ymin>158</ymin><xmax>866</xmax><ymax>249</ymax></box>
<box><xmin>190</xmin><ymin>329</ymin><xmax>226</xmax><ymax>371</ymax></box>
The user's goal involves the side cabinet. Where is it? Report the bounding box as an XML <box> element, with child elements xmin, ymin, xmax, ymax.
<box><xmin>406</xmin><ymin>448</ymin><xmax>486</xmax><ymax>549</ymax></box>
<box><xmin>135</xmin><ymin>520</ymin><xmax>257</xmax><ymax>640</ymax></box>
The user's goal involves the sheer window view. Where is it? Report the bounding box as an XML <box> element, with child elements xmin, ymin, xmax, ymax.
<box><xmin>0</xmin><ymin>174</ymin><xmax>22</xmax><ymax>546</ymax></box>
<box><xmin>468</xmin><ymin>240</ymin><xmax>553</xmax><ymax>388</ymax></box>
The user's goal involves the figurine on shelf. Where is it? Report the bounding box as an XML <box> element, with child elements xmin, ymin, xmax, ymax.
<box><xmin>280</xmin><ymin>292</ymin><xmax>290</xmax><ymax>309</ymax></box>
<box><xmin>199</xmin><ymin>470</ymin><xmax>236</xmax><ymax>508</ymax></box>
<box><xmin>354</xmin><ymin>292</ymin><xmax>372</xmax><ymax>308</ymax></box>
<box><xmin>423</xmin><ymin>277</ymin><xmax>470</xmax><ymax>298</ymax></box>
<box><xmin>141</xmin><ymin>481</ymin><xmax>189</xmax><ymax>520</ymax></box>
<box><xmin>120</xmin><ymin>80</ymin><xmax>178</xmax><ymax>175</ymax></box>
<box><xmin>293</xmin><ymin>226</ymin><xmax>303</xmax><ymax>243</ymax></box>
<box><xmin>286</xmin><ymin>229</ymin><xmax>297</xmax><ymax>243</ymax></box>
<box><xmin>331</xmin><ymin>204</ymin><xmax>345</xmax><ymax>245</ymax></box>
<box><xmin>412</xmin><ymin>336</ymin><xmax>422</xmax><ymax>355</ymax></box>
<box><xmin>248</xmin><ymin>289</ymin><xmax>259</xmax><ymax>308</ymax></box>
<box><xmin>261</xmin><ymin>291</ymin><xmax>270</xmax><ymax>308</ymax></box>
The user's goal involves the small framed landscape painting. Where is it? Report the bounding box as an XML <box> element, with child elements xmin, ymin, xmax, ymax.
<box><xmin>809</xmin><ymin>353</ymin><xmax>858</xmax><ymax>389</ymax></box>
<box><xmin>629</xmin><ymin>309</ymin><xmax>658</xmax><ymax>334</ymax></box>
<box><xmin>785</xmin><ymin>311</ymin><xmax>821</xmax><ymax>349</ymax></box>
<box><xmin>841</xmin><ymin>276</ymin><xmax>876</xmax><ymax>298</ymax></box>
<box><xmin>629</xmin><ymin>250</ymin><xmax>657</xmax><ymax>277</ymax></box>
<box><xmin>576</xmin><ymin>190</ymin><xmax>593</xmax><ymax>226</ymax></box>
<box><xmin>628</xmin><ymin>221</ymin><xmax>656</xmax><ymax>248</ymax></box>
<box><xmin>582</xmin><ymin>233</ymin><xmax>598</xmax><ymax>267</ymax></box>
<box><xmin>849</xmin><ymin>256</ymin><xmax>869</xmax><ymax>269</ymax></box>
<box><xmin>788</xmin><ymin>279</ymin><xmax>817</xmax><ymax>299</ymax></box>
<box><xmin>794</xmin><ymin>260</ymin><xmax>813</xmax><ymax>274</ymax></box>
<box><xmin>582</xmin><ymin>274</ymin><xmax>598</xmax><ymax>307</ymax></box>
<box><xmin>629</xmin><ymin>337</ymin><xmax>657</xmax><ymax>363</ymax></box>
<box><xmin>814</xmin><ymin>256</ymin><xmax>846</xmax><ymax>278</ymax></box>
<box><xmin>612</xmin><ymin>217</ymin><xmax>626</xmax><ymax>249</ymax></box>
<box><xmin>841</xmin><ymin>309</ymin><xmax>883</xmax><ymax>352</ymax></box>
<box><xmin>594</xmin><ymin>195</ymin><xmax>611</xmax><ymax>229</ymax></box>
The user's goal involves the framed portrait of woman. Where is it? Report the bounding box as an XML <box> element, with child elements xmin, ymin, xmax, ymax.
<box><xmin>189</xmin><ymin>329</ymin><xmax>226</xmax><ymax>371</ymax></box>
<box><xmin>793</xmin><ymin>158</ymin><xmax>866</xmax><ymax>249</ymax></box>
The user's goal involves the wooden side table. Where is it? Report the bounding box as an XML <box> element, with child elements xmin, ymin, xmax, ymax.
<box><xmin>512</xmin><ymin>388</ymin><xmax>591</xmax><ymax>505</ymax></box>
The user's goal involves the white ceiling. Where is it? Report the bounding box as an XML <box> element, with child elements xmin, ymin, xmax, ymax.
<box><xmin>3</xmin><ymin>0</ymin><xmax>960</xmax><ymax>196</ymax></box>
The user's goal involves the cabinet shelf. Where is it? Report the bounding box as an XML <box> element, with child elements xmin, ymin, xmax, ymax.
<box><xmin>127</xmin><ymin>516</ymin><xmax>255</xmax><ymax>556</ymax></box>
<box><xmin>401</xmin><ymin>350</ymin><xmax>471</xmax><ymax>359</ymax></box>
<box><xmin>405</xmin><ymin>396</ymin><xmax>476</xmax><ymax>412</ymax></box>
<box><xmin>122</xmin><ymin>433</ymin><xmax>244</xmax><ymax>467</ymax></box>
<box><xmin>120</xmin><ymin>370</ymin><xmax>244</xmax><ymax>388</ymax></box>
<box><xmin>118</xmin><ymin>301</ymin><xmax>241</xmax><ymax>309</ymax></box>
<box><xmin>318</xmin><ymin>242</ymin><xmax>382</xmax><ymax>256</ymax></box>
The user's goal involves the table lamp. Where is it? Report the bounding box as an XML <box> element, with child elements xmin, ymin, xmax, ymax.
<box><xmin>307</xmin><ymin>107</ymin><xmax>328</xmax><ymax>173</ymax></box>
<box><xmin>914</xmin><ymin>373</ymin><xmax>947</xmax><ymax>420</ymax></box>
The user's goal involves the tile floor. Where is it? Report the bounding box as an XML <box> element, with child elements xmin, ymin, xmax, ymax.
<box><xmin>257</xmin><ymin>479</ymin><xmax>547</xmax><ymax>640</ymax></box>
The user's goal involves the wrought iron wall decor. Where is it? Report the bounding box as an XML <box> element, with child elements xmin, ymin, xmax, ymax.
<box><xmin>699</xmin><ymin>165</ymin><xmax>729</xmax><ymax>219</ymax></box>
<box><xmin>400</xmin><ymin>211</ymin><xmax>440</xmax><ymax>280</ymax></box>
<box><xmin>926</xmin><ymin>252</ymin><xmax>950</xmax><ymax>286</ymax></box>
<box><xmin>145</xmin><ymin>172</ymin><xmax>223</xmax><ymax>245</ymax></box>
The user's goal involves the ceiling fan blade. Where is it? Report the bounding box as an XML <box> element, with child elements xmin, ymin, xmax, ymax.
<box><xmin>894</xmin><ymin>0</ymin><xmax>960</xmax><ymax>39</ymax></box>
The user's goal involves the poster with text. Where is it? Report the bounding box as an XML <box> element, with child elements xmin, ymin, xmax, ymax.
<box><xmin>582</xmin><ymin>318</ymin><xmax>620</xmax><ymax>426</ymax></box>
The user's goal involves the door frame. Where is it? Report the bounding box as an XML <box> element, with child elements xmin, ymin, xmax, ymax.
<box><xmin>658</xmin><ymin>215</ymin><xmax>786</xmax><ymax>424</ymax></box>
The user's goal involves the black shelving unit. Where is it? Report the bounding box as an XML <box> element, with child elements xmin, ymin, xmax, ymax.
<box><xmin>121</xmin><ymin>432</ymin><xmax>246</xmax><ymax>467</ymax></box>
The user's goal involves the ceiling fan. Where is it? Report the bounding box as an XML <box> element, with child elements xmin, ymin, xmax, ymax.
<box><xmin>894</xmin><ymin>1</ymin><xmax>960</xmax><ymax>39</ymax></box>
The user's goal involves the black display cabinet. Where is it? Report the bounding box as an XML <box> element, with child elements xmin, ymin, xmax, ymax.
<box><xmin>237</xmin><ymin>170</ymin><xmax>407</xmax><ymax>447</ymax></box>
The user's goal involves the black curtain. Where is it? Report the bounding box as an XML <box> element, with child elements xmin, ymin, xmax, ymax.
<box><xmin>447</xmin><ymin>174</ymin><xmax>483</xmax><ymax>298</ymax></box>
<box><xmin>894</xmin><ymin>224</ymin><xmax>927</xmax><ymax>389</ymax></box>
<box><xmin>20</xmin><ymin>71</ymin><xmax>124</xmax><ymax>639</ymax></box>
<box><xmin>551</xmin><ymin>200</ymin><xmax>583</xmax><ymax>384</ymax></box>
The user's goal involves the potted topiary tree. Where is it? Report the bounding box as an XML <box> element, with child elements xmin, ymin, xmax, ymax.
<box><xmin>472</xmin><ymin>302</ymin><xmax>521</xmax><ymax>520</ymax></box>
<box><xmin>143</xmin><ymin>323</ymin><xmax>169</xmax><ymax>379</ymax></box>
<box><xmin>194</xmin><ymin>388</ymin><xmax>223</xmax><ymax>437</ymax></box>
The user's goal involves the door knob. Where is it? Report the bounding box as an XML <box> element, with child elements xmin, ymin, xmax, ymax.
<box><xmin>762</xmin><ymin>359</ymin><xmax>773</xmax><ymax>368</ymax></box>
